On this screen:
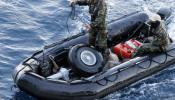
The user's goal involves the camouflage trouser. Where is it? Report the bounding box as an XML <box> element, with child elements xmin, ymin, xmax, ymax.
<box><xmin>89</xmin><ymin>28</ymin><xmax>107</xmax><ymax>52</ymax></box>
<box><xmin>132</xmin><ymin>43</ymin><xmax>163</xmax><ymax>57</ymax></box>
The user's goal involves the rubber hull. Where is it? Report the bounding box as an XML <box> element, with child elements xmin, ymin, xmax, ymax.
<box><xmin>13</xmin><ymin>44</ymin><xmax>175</xmax><ymax>100</ymax></box>
<box><xmin>13</xmin><ymin>11</ymin><xmax>175</xmax><ymax>100</ymax></box>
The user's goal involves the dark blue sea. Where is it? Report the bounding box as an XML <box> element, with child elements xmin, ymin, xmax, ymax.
<box><xmin>0</xmin><ymin>0</ymin><xmax>175</xmax><ymax>100</ymax></box>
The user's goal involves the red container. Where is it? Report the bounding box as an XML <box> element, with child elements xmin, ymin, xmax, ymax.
<box><xmin>113</xmin><ymin>39</ymin><xmax>142</xmax><ymax>58</ymax></box>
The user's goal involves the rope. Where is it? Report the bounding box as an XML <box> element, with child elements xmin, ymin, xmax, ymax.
<box><xmin>66</xmin><ymin>5</ymin><xmax>76</xmax><ymax>35</ymax></box>
<box><xmin>66</xmin><ymin>5</ymin><xmax>89</xmax><ymax>35</ymax></box>
<box><xmin>86</xmin><ymin>47</ymin><xmax>175</xmax><ymax>84</ymax></box>
<box><xmin>126</xmin><ymin>22</ymin><xmax>144</xmax><ymax>41</ymax></box>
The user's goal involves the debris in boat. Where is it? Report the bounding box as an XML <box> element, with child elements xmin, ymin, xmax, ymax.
<box><xmin>47</xmin><ymin>67</ymin><xmax>70</xmax><ymax>81</ymax></box>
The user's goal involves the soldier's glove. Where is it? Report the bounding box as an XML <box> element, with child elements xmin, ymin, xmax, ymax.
<box><xmin>69</xmin><ymin>0</ymin><xmax>77</xmax><ymax>7</ymax></box>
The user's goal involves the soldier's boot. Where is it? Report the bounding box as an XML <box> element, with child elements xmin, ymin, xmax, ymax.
<box><xmin>89</xmin><ymin>36</ymin><xmax>96</xmax><ymax>47</ymax></box>
<box><xmin>99</xmin><ymin>49</ymin><xmax>110</xmax><ymax>70</ymax></box>
<box><xmin>96</xmin><ymin>32</ymin><xmax>108</xmax><ymax>65</ymax></box>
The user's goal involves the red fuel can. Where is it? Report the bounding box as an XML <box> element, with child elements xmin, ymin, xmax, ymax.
<box><xmin>113</xmin><ymin>39</ymin><xmax>142</xmax><ymax>58</ymax></box>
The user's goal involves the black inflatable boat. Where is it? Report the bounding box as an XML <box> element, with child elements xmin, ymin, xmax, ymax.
<box><xmin>13</xmin><ymin>8</ymin><xmax>174</xmax><ymax>100</ymax></box>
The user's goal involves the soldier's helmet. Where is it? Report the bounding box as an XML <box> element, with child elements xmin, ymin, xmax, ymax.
<box><xmin>149</xmin><ymin>13</ymin><xmax>161</xmax><ymax>22</ymax></box>
<box><xmin>148</xmin><ymin>13</ymin><xmax>161</xmax><ymax>28</ymax></box>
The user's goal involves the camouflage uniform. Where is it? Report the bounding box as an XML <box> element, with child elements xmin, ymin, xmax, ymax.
<box><xmin>133</xmin><ymin>20</ymin><xmax>170</xmax><ymax>57</ymax></box>
<box><xmin>75</xmin><ymin>0</ymin><xmax>107</xmax><ymax>52</ymax></box>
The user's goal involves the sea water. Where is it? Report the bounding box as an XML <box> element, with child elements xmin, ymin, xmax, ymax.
<box><xmin>0</xmin><ymin>0</ymin><xmax>175</xmax><ymax>100</ymax></box>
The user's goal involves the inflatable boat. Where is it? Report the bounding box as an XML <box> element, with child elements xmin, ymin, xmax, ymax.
<box><xmin>13</xmin><ymin>8</ymin><xmax>174</xmax><ymax>100</ymax></box>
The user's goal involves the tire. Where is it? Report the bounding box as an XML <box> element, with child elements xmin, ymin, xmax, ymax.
<box><xmin>68</xmin><ymin>44</ymin><xmax>104</xmax><ymax>77</ymax></box>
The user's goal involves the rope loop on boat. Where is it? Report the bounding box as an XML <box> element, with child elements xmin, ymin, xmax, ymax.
<box><xmin>87</xmin><ymin>47</ymin><xmax>175</xmax><ymax>86</ymax></box>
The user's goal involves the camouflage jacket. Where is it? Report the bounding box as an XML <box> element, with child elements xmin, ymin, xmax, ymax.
<box><xmin>151</xmin><ymin>20</ymin><xmax>170</xmax><ymax>47</ymax></box>
<box><xmin>76</xmin><ymin>0</ymin><xmax>107</xmax><ymax>29</ymax></box>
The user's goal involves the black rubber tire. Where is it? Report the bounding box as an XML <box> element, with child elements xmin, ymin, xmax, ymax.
<box><xmin>157</xmin><ymin>8</ymin><xmax>172</xmax><ymax>20</ymax></box>
<box><xmin>68</xmin><ymin>44</ymin><xmax>103</xmax><ymax>77</ymax></box>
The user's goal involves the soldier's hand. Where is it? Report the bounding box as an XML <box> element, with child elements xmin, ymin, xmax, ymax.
<box><xmin>83</xmin><ymin>24</ymin><xmax>91</xmax><ymax>31</ymax></box>
<box><xmin>69</xmin><ymin>0</ymin><xmax>77</xmax><ymax>7</ymax></box>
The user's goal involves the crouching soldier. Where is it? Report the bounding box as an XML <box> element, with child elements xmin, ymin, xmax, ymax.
<box><xmin>132</xmin><ymin>14</ymin><xmax>171</xmax><ymax>57</ymax></box>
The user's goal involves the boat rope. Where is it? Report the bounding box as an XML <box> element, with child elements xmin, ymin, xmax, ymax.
<box><xmin>66</xmin><ymin>5</ymin><xmax>89</xmax><ymax>35</ymax></box>
<box><xmin>66</xmin><ymin>5</ymin><xmax>76</xmax><ymax>35</ymax></box>
<box><xmin>44</xmin><ymin>32</ymin><xmax>85</xmax><ymax>49</ymax></box>
<box><xmin>126</xmin><ymin>22</ymin><xmax>145</xmax><ymax>41</ymax></box>
<box><xmin>84</xmin><ymin>47</ymin><xmax>175</xmax><ymax>85</ymax></box>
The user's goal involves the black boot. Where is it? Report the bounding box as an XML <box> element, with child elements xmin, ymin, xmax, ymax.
<box><xmin>101</xmin><ymin>49</ymin><xmax>110</xmax><ymax>71</ymax></box>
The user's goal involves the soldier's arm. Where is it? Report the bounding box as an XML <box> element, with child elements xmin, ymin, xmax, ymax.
<box><xmin>152</xmin><ymin>21</ymin><xmax>167</xmax><ymax>36</ymax></box>
<box><xmin>76</xmin><ymin>0</ymin><xmax>90</xmax><ymax>6</ymax></box>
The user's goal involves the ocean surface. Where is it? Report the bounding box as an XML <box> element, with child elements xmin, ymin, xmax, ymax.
<box><xmin>0</xmin><ymin>0</ymin><xmax>175</xmax><ymax>100</ymax></box>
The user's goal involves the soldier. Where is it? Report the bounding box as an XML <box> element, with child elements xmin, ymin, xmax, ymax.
<box><xmin>132</xmin><ymin>14</ymin><xmax>171</xmax><ymax>57</ymax></box>
<box><xmin>70</xmin><ymin>0</ymin><xmax>109</xmax><ymax>59</ymax></box>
